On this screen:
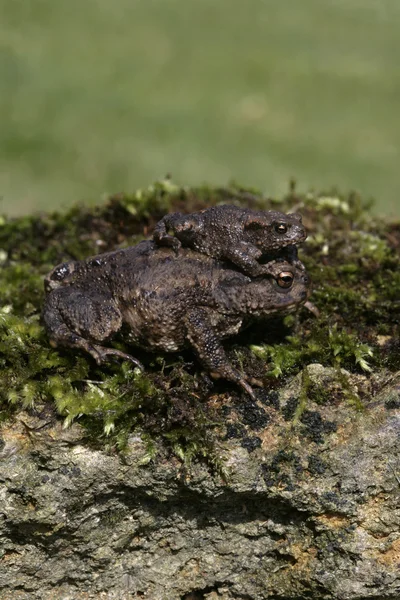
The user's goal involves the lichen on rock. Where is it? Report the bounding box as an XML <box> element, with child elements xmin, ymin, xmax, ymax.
<box><xmin>0</xmin><ymin>180</ymin><xmax>399</xmax><ymax>599</ymax></box>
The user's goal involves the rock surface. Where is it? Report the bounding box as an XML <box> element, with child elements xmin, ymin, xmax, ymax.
<box><xmin>1</xmin><ymin>364</ymin><xmax>399</xmax><ymax>600</ymax></box>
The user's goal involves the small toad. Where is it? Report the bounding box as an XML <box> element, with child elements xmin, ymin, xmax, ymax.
<box><xmin>153</xmin><ymin>205</ymin><xmax>307</xmax><ymax>277</ymax></box>
<box><xmin>43</xmin><ymin>242</ymin><xmax>310</xmax><ymax>398</ymax></box>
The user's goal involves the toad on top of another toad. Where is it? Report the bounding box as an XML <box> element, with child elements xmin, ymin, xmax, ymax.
<box><xmin>43</xmin><ymin>241</ymin><xmax>311</xmax><ymax>398</ymax></box>
<box><xmin>153</xmin><ymin>205</ymin><xmax>307</xmax><ymax>277</ymax></box>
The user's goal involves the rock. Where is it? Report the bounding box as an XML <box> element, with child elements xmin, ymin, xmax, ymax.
<box><xmin>0</xmin><ymin>365</ymin><xmax>398</xmax><ymax>599</ymax></box>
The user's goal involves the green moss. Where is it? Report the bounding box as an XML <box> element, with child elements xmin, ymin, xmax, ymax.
<box><xmin>251</xmin><ymin>324</ymin><xmax>374</xmax><ymax>379</ymax></box>
<box><xmin>292</xmin><ymin>367</ymin><xmax>312</xmax><ymax>425</ymax></box>
<box><xmin>0</xmin><ymin>179</ymin><xmax>398</xmax><ymax>467</ymax></box>
<box><xmin>306</xmin><ymin>381</ymin><xmax>333</xmax><ymax>406</ymax></box>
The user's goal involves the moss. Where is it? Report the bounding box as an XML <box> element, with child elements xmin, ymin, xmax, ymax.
<box><xmin>251</xmin><ymin>324</ymin><xmax>374</xmax><ymax>379</ymax></box>
<box><xmin>0</xmin><ymin>178</ymin><xmax>399</xmax><ymax>468</ymax></box>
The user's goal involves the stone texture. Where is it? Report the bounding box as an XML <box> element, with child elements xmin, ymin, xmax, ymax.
<box><xmin>0</xmin><ymin>365</ymin><xmax>399</xmax><ymax>599</ymax></box>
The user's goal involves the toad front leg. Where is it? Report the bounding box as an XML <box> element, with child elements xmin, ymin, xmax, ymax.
<box><xmin>184</xmin><ymin>307</ymin><xmax>259</xmax><ymax>399</ymax></box>
<box><xmin>224</xmin><ymin>242</ymin><xmax>265</xmax><ymax>277</ymax></box>
<box><xmin>227</xmin><ymin>244</ymin><xmax>304</xmax><ymax>277</ymax></box>
<box><xmin>42</xmin><ymin>288</ymin><xmax>143</xmax><ymax>369</ymax></box>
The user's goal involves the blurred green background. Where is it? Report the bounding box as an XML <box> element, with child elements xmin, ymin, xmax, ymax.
<box><xmin>1</xmin><ymin>0</ymin><xmax>399</xmax><ymax>216</ymax></box>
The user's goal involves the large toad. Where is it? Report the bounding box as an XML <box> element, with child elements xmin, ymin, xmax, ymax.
<box><xmin>43</xmin><ymin>242</ymin><xmax>310</xmax><ymax>397</ymax></box>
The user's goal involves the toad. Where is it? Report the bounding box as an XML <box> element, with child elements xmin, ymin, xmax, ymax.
<box><xmin>153</xmin><ymin>205</ymin><xmax>307</xmax><ymax>277</ymax></box>
<box><xmin>43</xmin><ymin>242</ymin><xmax>310</xmax><ymax>398</ymax></box>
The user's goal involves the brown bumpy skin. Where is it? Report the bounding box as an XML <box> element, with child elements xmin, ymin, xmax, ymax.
<box><xmin>43</xmin><ymin>241</ymin><xmax>310</xmax><ymax>398</ymax></box>
<box><xmin>153</xmin><ymin>205</ymin><xmax>307</xmax><ymax>276</ymax></box>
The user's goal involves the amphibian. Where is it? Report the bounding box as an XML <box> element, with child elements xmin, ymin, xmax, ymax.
<box><xmin>153</xmin><ymin>205</ymin><xmax>307</xmax><ymax>277</ymax></box>
<box><xmin>43</xmin><ymin>242</ymin><xmax>310</xmax><ymax>398</ymax></box>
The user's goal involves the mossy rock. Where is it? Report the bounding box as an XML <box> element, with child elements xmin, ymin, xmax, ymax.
<box><xmin>0</xmin><ymin>180</ymin><xmax>399</xmax><ymax>599</ymax></box>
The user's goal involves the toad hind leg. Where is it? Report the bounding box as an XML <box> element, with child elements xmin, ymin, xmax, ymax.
<box><xmin>42</xmin><ymin>290</ymin><xmax>144</xmax><ymax>369</ymax></box>
<box><xmin>49</xmin><ymin>331</ymin><xmax>144</xmax><ymax>369</ymax></box>
<box><xmin>184</xmin><ymin>307</ymin><xmax>258</xmax><ymax>399</ymax></box>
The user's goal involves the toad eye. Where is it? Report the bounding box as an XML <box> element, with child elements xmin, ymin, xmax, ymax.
<box><xmin>276</xmin><ymin>271</ymin><xmax>294</xmax><ymax>288</ymax></box>
<box><xmin>274</xmin><ymin>222</ymin><xmax>288</xmax><ymax>234</ymax></box>
<box><xmin>51</xmin><ymin>264</ymin><xmax>71</xmax><ymax>281</ymax></box>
